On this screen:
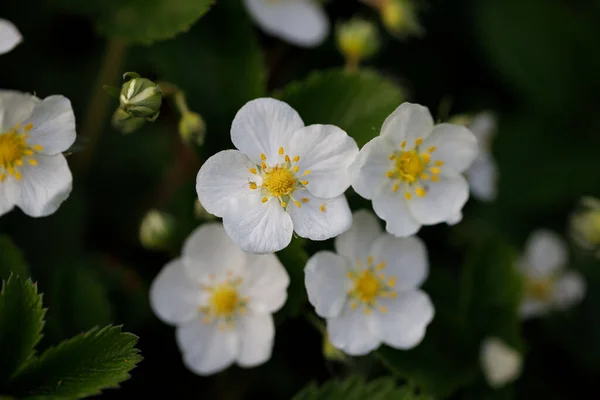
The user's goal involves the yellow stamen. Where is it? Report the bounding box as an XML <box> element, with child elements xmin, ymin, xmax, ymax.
<box><xmin>292</xmin><ymin>166</ymin><xmax>299</xmax><ymax>172</ymax></box>
<box><xmin>28</xmin><ymin>159</ymin><xmax>37</xmax><ymax>166</ymax></box>
<box><xmin>24</xmin><ymin>123</ymin><xmax>33</xmax><ymax>132</ymax></box>
<box><xmin>428</xmin><ymin>146</ymin><xmax>436</xmax><ymax>153</ymax></box>
<box><xmin>389</xmin><ymin>154</ymin><xmax>396</xmax><ymax>160</ymax></box>
<box><xmin>260</xmin><ymin>153</ymin><xmax>267</xmax><ymax>161</ymax></box>
<box><xmin>405</xmin><ymin>192</ymin><xmax>412</xmax><ymax>200</ymax></box>
<box><xmin>301</xmin><ymin>197</ymin><xmax>309</xmax><ymax>203</ymax></box>
<box><xmin>401</xmin><ymin>140</ymin><xmax>406</xmax><ymax>148</ymax></box>
<box><xmin>249</xmin><ymin>182</ymin><xmax>257</xmax><ymax>190</ymax></box>
<box><xmin>281</xmin><ymin>201</ymin><xmax>287</xmax><ymax>208</ymax></box>
<box><xmin>415</xmin><ymin>138</ymin><xmax>423</xmax><ymax>145</ymax></box>
<box><xmin>249</xmin><ymin>168</ymin><xmax>257</xmax><ymax>174</ymax></box>
<box><xmin>294</xmin><ymin>200</ymin><xmax>301</xmax><ymax>208</ymax></box>
<box><xmin>301</xmin><ymin>180</ymin><xmax>309</xmax><ymax>186</ymax></box>
<box><xmin>320</xmin><ymin>204</ymin><xmax>326</xmax><ymax>213</ymax></box>
<box><xmin>285</xmin><ymin>155</ymin><xmax>290</xmax><ymax>163</ymax></box>
<box><xmin>435</xmin><ymin>160</ymin><xmax>444</xmax><ymax>167</ymax></box>
<box><xmin>262</xmin><ymin>197</ymin><xmax>268</xmax><ymax>203</ymax></box>
<box><xmin>431</xmin><ymin>175</ymin><xmax>440</xmax><ymax>182</ymax></box>
<box><xmin>415</xmin><ymin>187</ymin><xmax>426</xmax><ymax>197</ymax></box>
<box><xmin>278</xmin><ymin>147</ymin><xmax>284</xmax><ymax>155</ymax></box>
<box><xmin>303</xmin><ymin>170</ymin><xmax>311</xmax><ymax>176</ymax></box>
<box><xmin>293</xmin><ymin>155</ymin><xmax>300</xmax><ymax>162</ymax></box>
<box><xmin>392</xmin><ymin>184</ymin><xmax>399</xmax><ymax>192</ymax></box>
<box><xmin>430</xmin><ymin>167</ymin><xmax>441</xmax><ymax>174</ymax></box>
<box><xmin>421</xmin><ymin>173</ymin><xmax>429</xmax><ymax>180</ymax></box>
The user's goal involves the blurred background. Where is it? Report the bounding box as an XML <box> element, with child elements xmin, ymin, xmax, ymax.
<box><xmin>2</xmin><ymin>0</ymin><xmax>600</xmax><ymax>398</ymax></box>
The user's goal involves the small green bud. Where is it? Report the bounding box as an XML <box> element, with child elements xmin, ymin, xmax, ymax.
<box><xmin>120</xmin><ymin>76</ymin><xmax>162</xmax><ymax>121</ymax></box>
<box><xmin>111</xmin><ymin>108</ymin><xmax>146</xmax><ymax>134</ymax></box>
<box><xmin>139</xmin><ymin>209</ymin><xmax>175</xmax><ymax>251</ymax></box>
<box><xmin>336</xmin><ymin>18</ymin><xmax>379</xmax><ymax>69</ymax></box>
<box><xmin>570</xmin><ymin>197</ymin><xmax>600</xmax><ymax>256</ymax></box>
<box><xmin>322</xmin><ymin>333</ymin><xmax>347</xmax><ymax>362</ymax></box>
<box><xmin>379</xmin><ymin>0</ymin><xmax>423</xmax><ymax>38</ymax></box>
<box><xmin>179</xmin><ymin>111</ymin><xmax>206</xmax><ymax>147</ymax></box>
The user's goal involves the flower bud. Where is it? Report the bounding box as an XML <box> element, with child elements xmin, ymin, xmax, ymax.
<box><xmin>179</xmin><ymin>111</ymin><xmax>206</xmax><ymax>147</ymax></box>
<box><xmin>379</xmin><ymin>0</ymin><xmax>423</xmax><ymax>38</ymax></box>
<box><xmin>336</xmin><ymin>18</ymin><xmax>379</xmax><ymax>69</ymax></box>
<box><xmin>480</xmin><ymin>338</ymin><xmax>522</xmax><ymax>388</ymax></box>
<box><xmin>570</xmin><ymin>197</ymin><xmax>600</xmax><ymax>255</ymax></box>
<box><xmin>139</xmin><ymin>209</ymin><xmax>175</xmax><ymax>251</ymax></box>
<box><xmin>111</xmin><ymin>108</ymin><xmax>146</xmax><ymax>135</ymax></box>
<box><xmin>119</xmin><ymin>73</ymin><xmax>162</xmax><ymax>121</ymax></box>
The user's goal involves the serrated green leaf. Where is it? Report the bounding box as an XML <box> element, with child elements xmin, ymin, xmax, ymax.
<box><xmin>276</xmin><ymin>238</ymin><xmax>309</xmax><ymax>319</ymax></box>
<box><xmin>291</xmin><ymin>376</ymin><xmax>415</xmax><ymax>400</ymax></box>
<box><xmin>0</xmin><ymin>235</ymin><xmax>29</xmax><ymax>281</ymax></box>
<box><xmin>0</xmin><ymin>276</ymin><xmax>45</xmax><ymax>385</ymax></box>
<box><xmin>274</xmin><ymin>69</ymin><xmax>404</xmax><ymax>148</ymax></box>
<box><xmin>96</xmin><ymin>0</ymin><xmax>213</xmax><ymax>45</ymax></box>
<box><xmin>7</xmin><ymin>326</ymin><xmax>142</xmax><ymax>399</ymax></box>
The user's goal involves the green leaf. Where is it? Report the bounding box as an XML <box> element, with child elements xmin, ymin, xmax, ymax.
<box><xmin>291</xmin><ymin>376</ymin><xmax>416</xmax><ymax>400</ymax></box>
<box><xmin>0</xmin><ymin>276</ymin><xmax>45</xmax><ymax>385</ymax></box>
<box><xmin>97</xmin><ymin>0</ymin><xmax>213</xmax><ymax>45</ymax></box>
<box><xmin>0</xmin><ymin>235</ymin><xmax>29</xmax><ymax>281</ymax></box>
<box><xmin>102</xmin><ymin>85</ymin><xmax>121</xmax><ymax>98</ymax></box>
<box><xmin>276</xmin><ymin>238</ymin><xmax>309</xmax><ymax>319</ymax></box>
<box><xmin>7</xmin><ymin>326</ymin><xmax>143</xmax><ymax>399</ymax></box>
<box><xmin>274</xmin><ymin>69</ymin><xmax>405</xmax><ymax>148</ymax></box>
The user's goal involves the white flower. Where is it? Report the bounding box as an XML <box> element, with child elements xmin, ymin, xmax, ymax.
<box><xmin>465</xmin><ymin>112</ymin><xmax>498</xmax><ymax>202</ymax></box>
<box><xmin>0</xmin><ymin>19</ymin><xmax>22</xmax><ymax>55</ymax></box>
<box><xmin>518</xmin><ymin>229</ymin><xmax>586</xmax><ymax>319</ymax></box>
<box><xmin>196</xmin><ymin>98</ymin><xmax>358</xmax><ymax>254</ymax></box>
<box><xmin>139</xmin><ymin>209</ymin><xmax>175</xmax><ymax>251</ymax></box>
<box><xmin>243</xmin><ymin>0</ymin><xmax>329</xmax><ymax>48</ymax></box>
<box><xmin>150</xmin><ymin>223</ymin><xmax>290</xmax><ymax>375</ymax></box>
<box><xmin>304</xmin><ymin>210</ymin><xmax>434</xmax><ymax>356</ymax></box>
<box><xmin>480</xmin><ymin>337</ymin><xmax>522</xmax><ymax>388</ymax></box>
<box><xmin>0</xmin><ymin>90</ymin><xmax>76</xmax><ymax>217</ymax></box>
<box><xmin>350</xmin><ymin>102</ymin><xmax>478</xmax><ymax>237</ymax></box>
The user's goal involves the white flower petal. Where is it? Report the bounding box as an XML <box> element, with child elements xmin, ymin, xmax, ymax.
<box><xmin>369</xmin><ymin>235</ymin><xmax>428</xmax><ymax>291</ymax></box>
<box><xmin>182</xmin><ymin>223</ymin><xmax>248</xmax><ymax>283</ymax></box>
<box><xmin>334</xmin><ymin>209</ymin><xmax>382</xmax><ymax>262</ymax></box>
<box><xmin>231</xmin><ymin>98</ymin><xmax>304</xmax><ymax>165</ymax></box>
<box><xmin>372</xmin><ymin>189</ymin><xmax>421</xmax><ymax>237</ymax></box>
<box><xmin>380</xmin><ymin>103</ymin><xmax>434</xmax><ymax>148</ymax></box>
<box><xmin>466</xmin><ymin>153</ymin><xmax>498</xmax><ymax>202</ymax></box>
<box><xmin>243</xmin><ymin>253</ymin><xmax>290</xmax><ymax>313</ymax></box>
<box><xmin>406</xmin><ymin>171</ymin><xmax>469</xmax><ymax>226</ymax></box>
<box><xmin>305</xmin><ymin>251</ymin><xmax>349</xmax><ymax>318</ymax></box>
<box><xmin>523</xmin><ymin>229</ymin><xmax>567</xmax><ymax>277</ymax></box>
<box><xmin>237</xmin><ymin>314</ymin><xmax>275</xmax><ymax>367</ymax></box>
<box><xmin>196</xmin><ymin>150</ymin><xmax>260</xmax><ymax>217</ymax></box>
<box><xmin>223</xmin><ymin>196</ymin><xmax>293</xmax><ymax>254</ymax></box>
<box><xmin>0</xmin><ymin>90</ymin><xmax>37</xmax><ymax>131</ymax></box>
<box><xmin>519</xmin><ymin>298</ymin><xmax>550</xmax><ymax>320</ymax></box>
<box><xmin>372</xmin><ymin>290</ymin><xmax>434</xmax><ymax>349</ymax></box>
<box><xmin>288</xmin><ymin>124</ymin><xmax>358</xmax><ymax>198</ymax></box>
<box><xmin>24</xmin><ymin>95</ymin><xmax>76</xmax><ymax>155</ymax></box>
<box><xmin>349</xmin><ymin>136</ymin><xmax>394</xmax><ymax>200</ymax></box>
<box><xmin>327</xmin><ymin>304</ymin><xmax>379</xmax><ymax>356</ymax></box>
<box><xmin>243</xmin><ymin>0</ymin><xmax>329</xmax><ymax>47</ymax></box>
<box><xmin>0</xmin><ymin>19</ymin><xmax>22</xmax><ymax>55</ymax></box>
<box><xmin>0</xmin><ymin>177</ymin><xmax>18</xmax><ymax>217</ymax></box>
<box><xmin>469</xmin><ymin>111</ymin><xmax>496</xmax><ymax>143</ymax></box>
<box><xmin>15</xmin><ymin>154</ymin><xmax>72</xmax><ymax>217</ymax></box>
<box><xmin>446</xmin><ymin>210</ymin><xmax>463</xmax><ymax>226</ymax></box>
<box><xmin>176</xmin><ymin>318</ymin><xmax>238</xmax><ymax>376</ymax></box>
<box><xmin>288</xmin><ymin>191</ymin><xmax>352</xmax><ymax>241</ymax></box>
<box><xmin>552</xmin><ymin>271</ymin><xmax>586</xmax><ymax>310</ymax></box>
<box><xmin>149</xmin><ymin>259</ymin><xmax>202</xmax><ymax>325</ymax></box>
<box><xmin>422</xmin><ymin>123</ymin><xmax>478</xmax><ymax>174</ymax></box>
<box><xmin>480</xmin><ymin>337</ymin><xmax>522</xmax><ymax>389</ymax></box>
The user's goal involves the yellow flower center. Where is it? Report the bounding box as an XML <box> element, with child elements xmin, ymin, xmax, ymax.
<box><xmin>210</xmin><ymin>285</ymin><xmax>240</xmax><ymax>317</ymax></box>
<box><xmin>248</xmin><ymin>147</ymin><xmax>320</xmax><ymax>211</ymax></box>
<box><xmin>0</xmin><ymin>123</ymin><xmax>43</xmax><ymax>183</ymax></box>
<box><xmin>385</xmin><ymin>137</ymin><xmax>444</xmax><ymax>200</ymax></box>
<box><xmin>526</xmin><ymin>277</ymin><xmax>554</xmax><ymax>302</ymax></box>
<box><xmin>348</xmin><ymin>257</ymin><xmax>397</xmax><ymax>315</ymax></box>
<box><xmin>199</xmin><ymin>274</ymin><xmax>248</xmax><ymax>330</ymax></box>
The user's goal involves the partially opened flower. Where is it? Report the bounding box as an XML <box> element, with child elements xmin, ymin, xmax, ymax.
<box><xmin>0</xmin><ymin>19</ymin><xmax>22</xmax><ymax>55</ymax></box>
<box><xmin>464</xmin><ymin>112</ymin><xmax>498</xmax><ymax>202</ymax></box>
<box><xmin>196</xmin><ymin>98</ymin><xmax>357</xmax><ymax>254</ymax></box>
<box><xmin>518</xmin><ymin>229</ymin><xmax>586</xmax><ymax>319</ymax></box>
<box><xmin>305</xmin><ymin>210</ymin><xmax>434</xmax><ymax>356</ymax></box>
<box><xmin>150</xmin><ymin>223</ymin><xmax>290</xmax><ymax>375</ymax></box>
<box><xmin>350</xmin><ymin>102</ymin><xmax>478</xmax><ymax>237</ymax></box>
<box><xmin>243</xmin><ymin>0</ymin><xmax>329</xmax><ymax>48</ymax></box>
<box><xmin>0</xmin><ymin>90</ymin><xmax>76</xmax><ymax>217</ymax></box>
<box><xmin>480</xmin><ymin>337</ymin><xmax>522</xmax><ymax>388</ymax></box>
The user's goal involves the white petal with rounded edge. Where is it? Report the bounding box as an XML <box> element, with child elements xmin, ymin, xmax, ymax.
<box><xmin>177</xmin><ymin>319</ymin><xmax>238</xmax><ymax>376</ymax></box>
<box><xmin>243</xmin><ymin>0</ymin><xmax>329</xmax><ymax>48</ymax></box>
<box><xmin>288</xmin><ymin>191</ymin><xmax>352</xmax><ymax>241</ymax></box>
<box><xmin>231</xmin><ymin>98</ymin><xmax>304</xmax><ymax>165</ymax></box>
<box><xmin>182</xmin><ymin>223</ymin><xmax>248</xmax><ymax>284</ymax></box>
<box><xmin>243</xmin><ymin>253</ymin><xmax>290</xmax><ymax>313</ymax></box>
<box><xmin>380</xmin><ymin>103</ymin><xmax>434</xmax><ymax>147</ymax></box>
<box><xmin>552</xmin><ymin>271</ymin><xmax>585</xmax><ymax>310</ymax></box>
<box><xmin>519</xmin><ymin>298</ymin><xmax>550</xmax><ymax>320</ymax></box>
<box><xmin>335</xmin><ymin>209</ymin><xmax>382</xmax><ymax>262</ymax></box>
<box><xmin>0</xmin><ymin>19</ymin><xmax>22</xmax><ymax>55</ymax></box>
<box><xmin>523</xmin><ymin>229</ymin><xmax>567</xmax><ymax>277</ymax></box>
<box><xmin>467</xmin><ymin>153</ymin><xmax>498</xmax><ymax>202</ymax></box>
<box><xmin>480</xmin><ymin>338</ymin><xmax>522</xmax><ymax>389</ymax></box>
<box><xmin>0</xmin><ymin>90</ymin><xmax>37</xmax><ymax>131</ymax></box>
<box><xmin>237</xmin><ymin>314</ymin><xmax>275</xmax><ymax>367</ymax></box>
<box><xmin>24</xmin><ymin>95</ymin><xmax>76</xmax><ymax>155</ymax></box>
<box><xmin>469</xmin><ymin>111</ymin><xmax>496</xmax><ymax>142</ymax></box>
<box><xmin>406</xmin><ymin>171</ymin><xmax>469</xmax><ymax>226</ymax></box>
<box><xmin>349</xmin><ymin>136</ymin><xmax>394</xmax><ymax>200</ymax></box>
<box><xmin>196</xmin><ymin>150</ymin><xmax>260</xmax><ymax>217</ymax></box>
<box><xmin>150</xmin><ymin>259</ymin><xmax>202</xmax><ymax>325</ymax></box>
<box><xmin>372</xmin><ymin>189</ymin><xmax>421</xmax><ymax>237</ymax></box>
<box><xmin>327</xmin><ymin>304</ymin><xmax>379</xmax><ymax>356</ymax></box>
<box><xmin>422</xmin><ymin>123</ymin><xmax>478</xmax><ymax>174</ymax></box>
<box><xmin>305</xmin><ymin>251</ymin><xmax>349</xmax><ymax>318</ymax></box>
<box><xmin>369</xmin><ymin>235</ymin><xmax>428</xmax><ymax>291</ymax></box>
<box><xmin>288</xmin><ymin>124</ymin><xmax>358</xmax><ymax>198</ymax></box>
<box><xmin>446</xmin><ymin>210</ymin><xmax>463</xmax><ymax>226</ymax></box>
<box><xmin>373</xmin><ymin>290</ymin><xmax>434</xmax><ymax>349</ymax></box>
<box><xmin>15</xmin><ymin>154</ymin><xmax>72</xmax><ymax>217</ymax></box>
<box><xmin>223</xmin><ymin>195</ymin><xmax>293</xmax><ymax>254</ymax></box>
<box><xmin>0</xmin><ymin>178</ymin><xmax>19</xmax><ymax>217</ymax></box>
